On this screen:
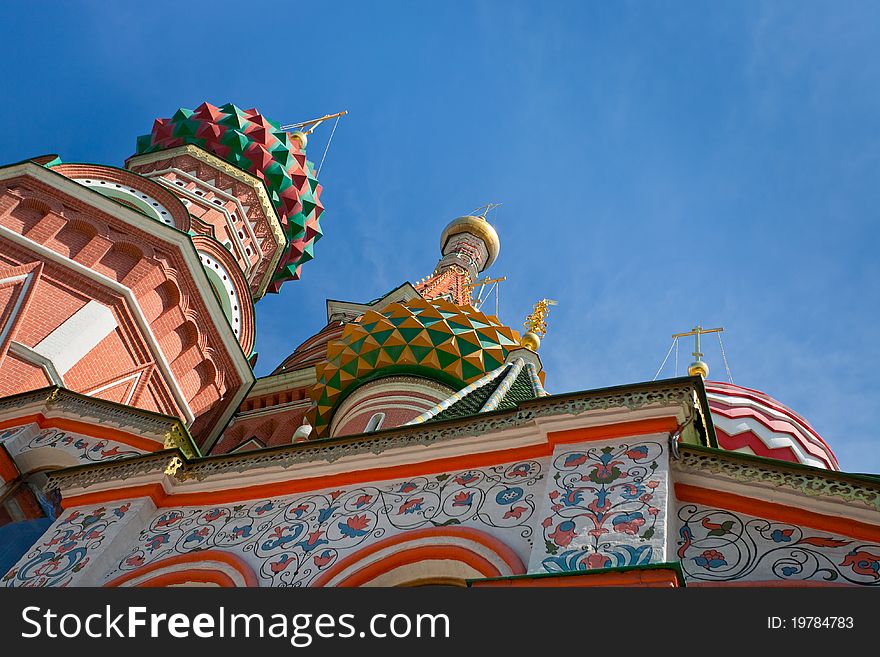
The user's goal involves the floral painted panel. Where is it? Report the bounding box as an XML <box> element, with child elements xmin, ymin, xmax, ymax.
<box><xmin>676</xmin><ymin>504</ymin><xmax>880</xmax><ymax>586</ymax></box>
<box><xmin>1</xmin><ymin>424</ymin><xmax>144</xmax><ymax>464</ymax></box>
<box><xmin>104</xmin><ymin>459</ymin><xmax>548</xmax><ymax>587</ymax></box>
<box><xmin>531</xmin><ymin>438</ymin><xmax>668</xmax><ymax>573</ymax></box>
<box><xmin>3</xmin><ymin>501</ymin><xmax>136</xmax><ymax>587</ymax></box>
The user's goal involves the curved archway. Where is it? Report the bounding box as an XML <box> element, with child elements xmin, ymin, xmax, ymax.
<box><xmin>104</xmin><ymin>550</ymin><xmax>258</xmax><ymax>588</ymax></box>
<box><xmin>312</xmin><ymin>527</ymin><xmax>525</xmax><ymax>588</ymax></box>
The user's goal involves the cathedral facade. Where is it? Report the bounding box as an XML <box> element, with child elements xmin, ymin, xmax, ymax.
<box><xmin>1</xmin><ymin>103</ymin><xmax>877</xmax><ymax>588</ymax></box>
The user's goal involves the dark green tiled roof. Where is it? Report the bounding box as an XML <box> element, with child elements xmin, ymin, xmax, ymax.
<box><xmin>430</xmin><ymin>365</ymin><xmax>510</xmax><ymax>422</ymax></box>
<box><xmin>495</xmin><ymin>366</ymin><xmax>538</xmax><ymax>411</ymax></box>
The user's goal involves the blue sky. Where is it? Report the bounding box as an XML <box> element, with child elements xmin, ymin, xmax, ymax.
<box><xmin>1</xmin><ymin>1</ymin><xmax>877</xmax><ymax>472</ymax></box>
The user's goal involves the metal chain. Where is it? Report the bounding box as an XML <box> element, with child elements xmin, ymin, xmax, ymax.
<box><xmin>316</xmin><ymin>115</ymin><xmax>340</xmax><ymax>178</ymax></box>
<box><xmin>653</xmin><ymin>338</ymin><xmax>677</xmax><ymax>381</ymax></box>
<box><xmin>717</xmin><ymin>331</ymin><xmax>734</xmax><ymax>383</ymax></box>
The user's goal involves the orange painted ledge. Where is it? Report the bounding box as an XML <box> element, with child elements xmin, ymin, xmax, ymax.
<box><xmin>675</xmin><ymin>483</ymin><xmax>880</xmax><ymax>543</ymax></box>
<box><xmin>471</xmin><ymin>568</ymin><xmax>681</xmax><ymax>588</ymax></box>
<box><xmin>63</xmin><ymin>416</ymin><xmax>680</xmax><ymax>509</ymax></box>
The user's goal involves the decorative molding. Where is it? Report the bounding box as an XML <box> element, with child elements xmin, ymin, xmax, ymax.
<box><xmin>45</xmin><ymin>450</ymin><xmax>178</xmax><ymax>492</ymax></box>
<box><xmin>127</xmin><ymin>145</ymin><xmax>285</xmax><ymax>298</ymax></box>
<box><xmin>44</xmin><ymin>382</ymin><xmax>699</xmax><ymax>492</ymax></box>
<box><xmin>675</xmin><ymin>447</ymin><xmax>880</xmax><ymax>512</ymax></box>
<box><xmin>0</xmin><ymin>387</ymin><xmax>191</xmax><ymax>443</ymax></box>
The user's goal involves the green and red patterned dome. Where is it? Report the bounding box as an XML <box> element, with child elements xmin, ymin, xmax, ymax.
<box><xmin>308</xmin><ymin>298</ymin><xmax>523</xmax><ymax>437</ymax></box>
<box><xmin>136</xmin><ymin>102</ymin><xmax>324</xmax><ymax>291</ymax></box>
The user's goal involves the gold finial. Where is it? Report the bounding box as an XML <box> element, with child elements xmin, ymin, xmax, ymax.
<box><xmin>522</xmin><ymin>299</ymin><xmax>557</xmax><ymax>351</ymax></box>
<box><xmin>672</xmin><ymin>325</ymin><xmax>724</xmax><ymax>379</ymax></box>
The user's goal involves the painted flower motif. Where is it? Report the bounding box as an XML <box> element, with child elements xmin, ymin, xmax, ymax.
<box><xmin>270</xmin><ymin>554</ymin><xmax>295</xmax><ymax>574</ymax></box>
<box><xmin>612</xmin><ymin>512</ymin><xmax>646</xmax><ymax>535</ymax></box>
<box><xmin>262</xmin><ymin>525</ymin><xmax>301</xmax><ymax>551</ymax></box>
<box><xmin>625</xmin><ymin>446</ymin><xmax>649</xmax><ymax>460</ymax></box>
<box><xmin>454</xmin><ymin>472</ymin><xmax>479</xmax><ymax>486</ymax></box>
<box><xmin>145</xmin><ymin>533</ymin><xmax>169</xmax><ymax>552</ymax></box>
<box><xmin>646</xmin><ymin>480</ymin><xmax>660</xmax><ymax>489</ymax></box>
<box><xmin>183</xmin><ymin>527</ymin><xmax>210</xmax><ymax>546</ymax></box>
<box><xmin>317</xmin><ymin>505</ymin><xmax>338</xmax><ymax>523</ymax></box>
<box><xmin>398</xmin><ymin>498</ymin><xmax>424</xmax><ymax>515</ymax></box>
<box><xmin>289</xmin><ymin>504</ymin><xmax>309</xmax><ymax>518</ymax></box>
<box><xmin>203</xmin><ymin>509</ymin><xmax>224</xmax><ymax>523</ymax></box>
<box><xmin>771</xmin><ymin>528</ymin><xmax>795</xmax><ymax>543</ymax></box>
<box><xmin>397</xmin><ymin>482</ymin><xmax>418</xmax><ymax>494</ymax></box>
<box><xmin>648</xmin><ymin>507</ymin><xmax>660</xmax><ymax>516</ymax></box>
<box><xmin>314</xmin><ymin>551</ymin><xmax>333</xmax><ymax>568</ymax></box>
<box><xmin>495</xmin><ymin>487</ymin><xmax>524</xmax><ymax>505</ymax></box>
<box><xmin>503</xmin><ymin>505</ymin><xmax>528</xmax><ymax>520</ymax></box>
<box><xmin>587</xmin><ymin>498</ymin><xmax>612</xmax><ymax>515</ymax></box>
<box><xmin>231</xmin><ymin>525</ymin><xmax>252</xmax><ymax>539</ymax></box>
<box><xmin>694</xmin><ymin>549</ymin><xmax>727</xmax><ymax>570</ymax></box>
<box><xmin>255</xmin><ymin>502</ymin><xmax>274</xmax><ymax>515</ymax></box>
<box><xmin>561</xmin><ymin>489</ymin><xmax>583</xmax><ymax>507</ymax></box>
<box><xmin>549</xmin><ymin>520</ymin><xmax>577</xmax><ymax>547</ymax></box>
<box><xmin>585</xmin><ymin>553</ymin><xmax>612</xmax><ymax>570</ymax></box>
<box><xmin>587</xmin><ymin>461</ymin><xmax>623</xmax><ymax>484</ymax></box>
<box><xmin>507</xmin><ymin>463</ymin><xmax>531</xmax><ymax>478</ymax></box>
<box><xmin>354</xmin><ymin>494</ymin><xmax>373</xmax><ymax>509</ymax></box>
<box><xmin>156</xmin><ymin>511</ymin><xmax>181</xmax><ymax>527</ymax></box>
<box><xmin>563</xmin><ymin>453</ymin><xmax>588</xmax><ymax>468</ymax></box>
<box><xmin>339</xmin><ymin>514</ymin><xmax>370</xmax><ymax>538</ymax></box>
<box><xmin>297</xmin><ymin>530</ymin><xmax>329</xmax><ymax>553</ymax></box>
<box><xmin>620</xmin><ymin>483</ymin><xmax>645</xmax><ymax>500</ymax></box>
<box><xmin>542</xmin><ymin>517</ymin><xmax>553</xmax><ymax>529</ymax></box>
<box><xmin>781</xmin><ymin>566</ymin><xmax>800</xmax><ymax>577</ymax></box>
<box><xmin>840</xmin><ymin>550</ymin><xmax>880</xmax><ymax>580</ymax></box>
<box><xmin>125</xmin><ymin>555</ymin><xmax>145</xmax><ymax>568</ymax></box>
<box><xmin>453</xmin><ymin>491</ymin><xmax>475</xmax><ymax>507</ymax></box>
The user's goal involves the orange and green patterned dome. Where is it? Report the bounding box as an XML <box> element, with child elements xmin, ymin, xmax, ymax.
<box><xmin>135</xmin><ymin>102</ymin><xmax>324</xmax><ymax>291</ymax></box>
<box><xmin>308</xmin><ymin>298</ymin><xmax>522</xmax><ymax>436</ymax></box>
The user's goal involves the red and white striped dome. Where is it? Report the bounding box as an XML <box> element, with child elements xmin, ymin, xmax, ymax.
<box><xmin>704</xmin><ymin>381</ymin><xmax>839</xmax><ymax>471</ymax></box>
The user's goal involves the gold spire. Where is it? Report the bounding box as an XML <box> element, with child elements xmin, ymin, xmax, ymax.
<box><xmin>672</xmin><ymin>325</ymin><xmax>724</xmax><ymax>378</ymax></box>
<box><xmin>521</xmin><ymin>299</ymin><xmax>557</xmax><ymax>351</ymax></box>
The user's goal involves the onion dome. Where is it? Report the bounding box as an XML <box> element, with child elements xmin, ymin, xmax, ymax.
<box><xmin>440</xmin><ymin>215</ymin><xmax>500</xmax><ymax>271</ymax></box>
<box><xmin>308</xmin><ymin>298</ymin><xmax>522</xmax><ymax>437</ymax></box>
<box><xmin>135</xmin><ymin>102</ymin><xmax>324</xmax><ymax>291</ymax></box>
<box><xmin>705</xmin><ymin>381</ymin><xmax>839</xmax><ymax>470</ymax></box>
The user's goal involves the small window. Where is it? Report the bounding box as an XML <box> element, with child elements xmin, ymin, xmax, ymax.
<box><xmin>365</xmin><ymin>413</ymin><xmax>385</xmax><ymax>432</ymax></box>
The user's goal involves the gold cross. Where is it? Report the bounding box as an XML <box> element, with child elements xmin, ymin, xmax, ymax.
<box><xmin>671</xmin><ymin>325</ymin><xmax>724</xmax><ymax>361</ymax></box>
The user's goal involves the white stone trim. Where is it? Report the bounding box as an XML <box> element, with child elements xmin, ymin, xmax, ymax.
<box><xmin>8</xmin><ymin>342</ymin><xmax>64</xmax><ymax>385</ymax></box>
<box><xmin>198</xmin><ymin>251</ymin><xmax>242</xmax><ymax>338</ymax></box>
<box><xmin>73</xmin><ymin>178</ymin><xmax>174</xmax><ymax>226</ymax></box>
<box><xmin>0</xmin><ymin>270</ymin><xmax>36</xmax><ymax>346</ymax></box>
<box><xmin>33</xmin><ymin>300</ymin><xmax>117</xmax><ymax>376</ymax></box>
